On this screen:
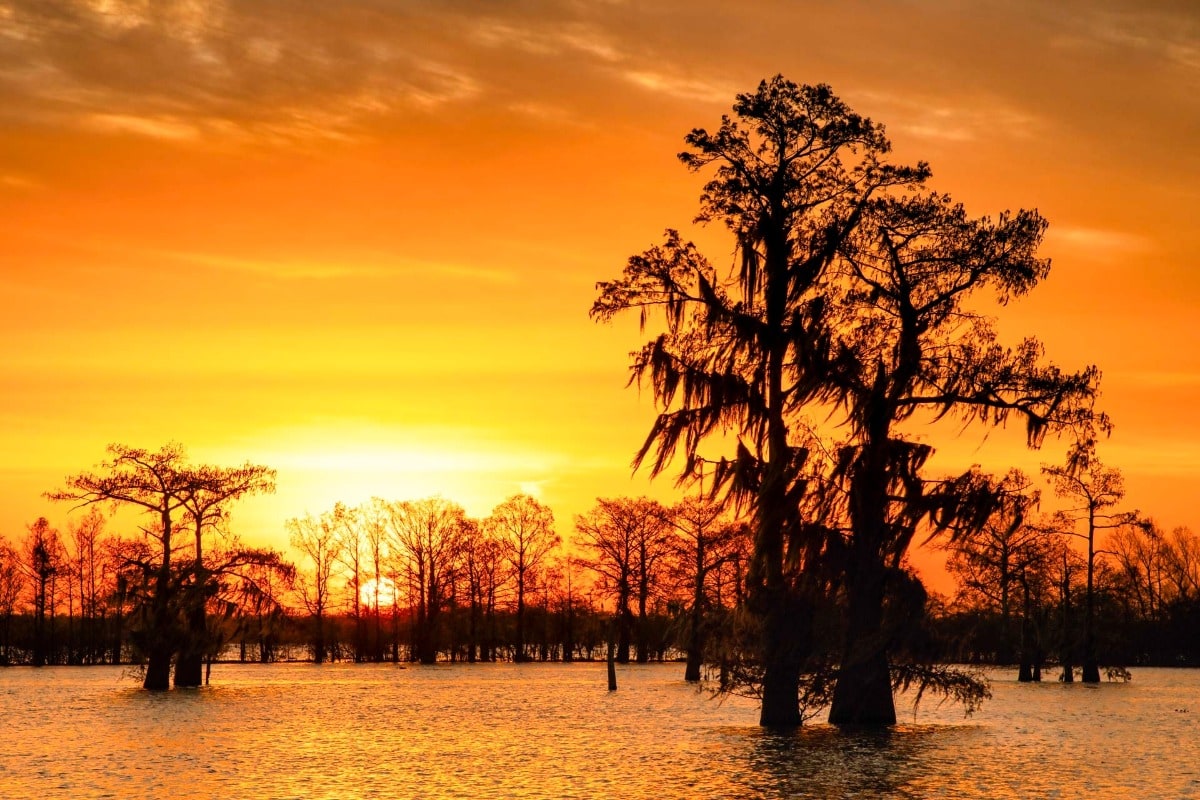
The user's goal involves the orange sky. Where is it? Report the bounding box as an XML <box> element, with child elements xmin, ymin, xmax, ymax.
<box><xmin>2</xmin><ymin>0</ymin><xmax>1199</xmax><ymax>590</ymax></box>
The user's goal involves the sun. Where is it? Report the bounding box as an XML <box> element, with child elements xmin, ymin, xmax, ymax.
<box><xmin>359</xmin><ymin>577</ymin><xmax>399</xmax><ymax>609</ymax></box>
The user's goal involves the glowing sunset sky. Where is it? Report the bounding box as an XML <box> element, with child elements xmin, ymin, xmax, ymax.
<box><xmin>2</xmin><ymin>0</ymin><xmax>1198</xmax><ymax>573</ymax></box>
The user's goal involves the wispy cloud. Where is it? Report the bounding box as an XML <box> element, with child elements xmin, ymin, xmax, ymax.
<box><xmin>1049</xmin><ymin>6</ymin><xmax>1200</xmax><ymax>72</ymax></box>
<box><xmin>83</xmin><ymin>111</ymin><xmax>199</xmax><ymax>140</ymax></box>
<box><xmin>1045</xmin><ymin>226</ymin><xmax>1153</xmax><ymax>260</ymax></box>
<box><xmin>622</xmin><ymin>69</ymin><xmax>734</xmax><ymax>104</ymax></box>
<box><xmin>858</xmin><ymin>91</ymin><xmax>1043</xmax><ymax>144</ymax></box>
<box><xmin>0</xmin><ymin>0</ymin><xmax>490</xmax><ymax>143</ymax></box>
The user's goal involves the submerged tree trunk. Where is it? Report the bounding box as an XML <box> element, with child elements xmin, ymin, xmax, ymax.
<box><xmin>684</xmin><ymin>535</ymin><xmax>706</xmax><ymax>682</ymax></box>
<box><xmin>829</xmin><ymin>564</ymin><xmax>895</xmax><ymax>725</ymax></box>
<box><xmin>758</xmin><ymin>589</ymin><xmax>803</xmax><ymax>727</ymax></box>
<box><xmin>175</xmin><ymin>595</ymin><xmax>206</xmax><ymax>687</ymax></box>
<box><xmin>1081</xmin><ymin>519</ymin><xmax>1100</xmax><ymax>683</ymax></box>
<box><xmin>1018</xmin><ymin>579</ymin><xmax>1035</xmax><ymax>682</ymax></box>
<box><xmin>144</xmin><ymin>510</ymin><xmax>175</xmax><ymax>691</ymax></box>
<box><xmin>515</xmin><ymin>576</ymin><xmax>528</xmax><ymax>663</ymax></box>
<box><xmin>616</xmin><ymin>582</ymin><xmax>633</xmax><ymax>664</ymax></box>
<box><xmin>1060</xmin><ymin>567</ymin><xmax>1074</xmax><ymax>683</ymax></box>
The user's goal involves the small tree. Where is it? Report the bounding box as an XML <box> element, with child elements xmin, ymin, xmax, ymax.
<box><xmin>288</xmin><ymin>512</ymin><xmax>343</xmax><ymax>663</ymax></box>
<box><xmin>384</xmin><ymin>497</ymin><xmax>468</xmax><ymax>664</ymax></box>
<box><xmin>666</xmin><ymin>497</ymin><xmax>747</xmax><ymax>680</ymax></box>
<box><xmin>1043</xmin><ymin>440</ymin><xmax>1139</xmax><ymax>683</ymax></box>
<box><xmin>0</xmin><ymin>540</ymin><xmax>24</xmax><ymax>664</ymax></box>
<box><xmin>330</xmin><ymin>503</ymin><xmax>368</xmax><ymax>662</ymax></box>
<box><xmin>945</xmin><ymin>470</ymin><xmax>1042</xmax><ymax>665</ymax></box>
<box><xmin>485</xmin><ymin>494</ymin><xmax>559</xmax><ymax>662</ymax></box>
<box><xmin>575</xmin><ymin>497</ymin><xmax>669</xmax><ymax>663</ymax></box>
<box><xmin>22</xmin><ymin>518</ymin><xmax>62</xmax><ymax>666</ymax></box>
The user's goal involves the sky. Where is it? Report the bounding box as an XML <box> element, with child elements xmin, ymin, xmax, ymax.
<box><xmin>2</xmin><ymin>0</ymin><xmax>1199</xmax><ymax>587</ymax></box>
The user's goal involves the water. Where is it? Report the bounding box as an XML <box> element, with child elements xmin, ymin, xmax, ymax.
<box><xmin>2</xmin><ymin>663</ymin><xmax>1198</xmax><ymax>799</ymax></box>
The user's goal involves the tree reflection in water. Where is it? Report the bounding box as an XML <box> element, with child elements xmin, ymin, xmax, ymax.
<box><xmin>740</xmin><ymin>725</ymin><xmax>972</xmax><ymax>799</ymax></box>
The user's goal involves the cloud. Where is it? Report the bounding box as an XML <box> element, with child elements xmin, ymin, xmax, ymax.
<box><xmin>858</xmin><ymin>91</ymin><xmax>1044</xmax><ymax>144</ymax></box>
<box><xmin>1044</xmin><ymin>226</ymin><xmax>1153</xmax><ymax>260</ymax></box>
<box><xmin>1054</xmin><ymin>5</ymin><xmax>1200</xmax><ymax>72</ymax></box>
<box><xmin>0</xmin><ymin>0</ymin><xmax>495</xmax><ymax>142</ymax></box>
<box><xmin>83</xmin><ymin>111</ymin><xmax>199</xmax><ymax>140</ymax></box>
<box><xmin>622</xmin><ymin>69</ymin><xmax>734</xmax><ymax>104</ymax></box>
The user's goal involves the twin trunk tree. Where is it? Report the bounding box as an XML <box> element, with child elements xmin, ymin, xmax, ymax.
<box><xmin>593</xmin><ymin>76</ymin><xmax>1104</xmax><ymax>726</ymax></box>
<box><xmin>48</xmin><ymin>444</ymin><xmax>276</xmax><ymax>690</ymax></box>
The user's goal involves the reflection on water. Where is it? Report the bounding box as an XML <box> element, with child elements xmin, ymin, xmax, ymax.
<box><xmin>2</xmin><ymin>664</ymin><xmax>1200</xmax><ymax>799</ymax></box>
<box><xmin>738</xmin><ymin>725</ymin><xmax>949</xmax><ymax>798</ymax></box>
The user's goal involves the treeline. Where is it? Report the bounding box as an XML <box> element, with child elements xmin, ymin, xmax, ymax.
<box><xmin>283</xmin><ymin>494</ymin><xmax>748</xmax><ymax>673</ymax></box>
<box><xmin>935</xmin><ymin>469</ymin><xmax>1200</xmax><ymax>674</ymax></box>
<box><xmin>0</xmin><ymin>451</ymin><xmax>753</xmax><ymax>677</ymax></box>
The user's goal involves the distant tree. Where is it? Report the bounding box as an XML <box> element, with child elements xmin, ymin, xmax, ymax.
<box><xmin>945</xmin><ymin>470</ymin><xmax>1042</xmax><ymax>665</ymax></box>
<box><xmin>288</xmin><ymin>512</ymin><xmax>343</xmax><ymax>663</ymax></box>
<box><xmin>543</xmin><ymin>555</ymin><xmax>582</xmax><ymax>662</ymax></box>
<box><xmin>1160</xmin><ymin>526</ymin><xmax>1200</xmax><ymax>604</ymax></box>
<box><xmin>593</xmin><ymin>76</ymin><xmax>1104</xmax><ymax>724</ymax></box>
<box><xmin>65</xmin><ymin>508</ymin><xmax>112</xmax><ymax>665</ymax></box>
<box><xmin>666</xmin><ymin>497</ymin><xmax>749</xmax><ymax>681</ymax></box>
<box><xmin>330</xmin><ymin>503</ymin><xmax>368</xmax><ymax>662</ymax></box>
<box><xmin>1043</xmin><ymin>440</ymin><xmax>1139</xmax><ymax>683</ymax></box>
<box><xmin>1044</xmin><ymin>535</ymin><xmax>1086</xmax><ymax>681</ymax></box>
<box><xmin>575</xmin><ymin>497</ymin><xmax>668</xmax><ymax>663</ymax></box>
<box><xmin>0</xmin><ymin>539</ymin><xmax>23</xmax><ymax>664</ymax></box>
<box><xmin>22</xmin><ymin>518</ymin><xmax>63</xmax><ymax>666</ymax></box>
<box><xmin>1109</xmin><ymin>520</ymin><xmax>1171</xmax><ymax>624</ymax></box>
<box><xmin>485</xmin><ymin>494</ymin><xmax>559</xmax><ymax>662</ymax></box>
<box><xmin>221</xmin><ymin>545</ymin><xmax>294</xmax><ymax>664</ymax></box>
<box><xmin>459</xmin><ymin>518</ymin><xmax>494</xmax><ymax>663</ymax></box>
<box><xmin>364</xmin><ymin>500</ymin><xmax>392</xmax><ymax>662</ymax></box>
<box><xmin>384</xmin><ymin>497</ymin><xmax>468</xmax><ymax>664</ymax></box>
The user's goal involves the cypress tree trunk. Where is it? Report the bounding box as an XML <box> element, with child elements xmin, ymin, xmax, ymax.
<box><xmin>684</xmin><ymin>532</ymin><xmax>705</xmax><ymax>682</ymax></box>
<box><xmin>829</xmin><ymin>567</ymin><xmax>895</xmax><ymax>725</ymax></box>
<box><xmin>1081</xmin><ymin>524</ymin><xmax>1100</xmax><ymax>683</ymax></box>
<box><xmin>174</xmin><ymin>597</ymin><xmax>206</xmax><ymax>687</ymax></box>
<box><xmin>144</xmin><ymin>510</ymin><xmax>174</xmax><ymax>691</ymax></box>
<box><xmin>758</xmin><ymin>591</ymin><xmax>802</xmax><ymax>726</ymax></box>
<box><xmin>1018</xmin><ymin>579</ymin><xmax>1035</xmax><ymax>682</ymax></box>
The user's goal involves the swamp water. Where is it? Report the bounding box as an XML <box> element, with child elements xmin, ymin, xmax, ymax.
<box><xmin>2</xmin><ymin>663</ymin><xmax>1199</xmax><ymax>799</ymax></box>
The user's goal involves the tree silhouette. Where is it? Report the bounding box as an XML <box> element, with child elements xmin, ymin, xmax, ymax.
<box><xmin>22</xmin><ymin>518</ymin><xmax>62</xmax><ymax>667</ymax></box>
<box><xmin>48</xmin><ymin>444</ymin><xmax>193</xmax><ymax>689</ymax></box>
<box><xmin>1043</xmin><ymin>440</ymin><xmax>1140</xmax><ymax>683</ymax></box>
<box><xmin>48</xmin><ymin>444</ymin><xmax>279</xmax><ymax>688</ymax></box>
<box><xmin>288</xmin><ymin>512</ymin><xmax>343</xmax><ymax>663</ymax></box>
<box><xmin>383</xmin><ymin>497</ymin><xmax>468</xmax><ymax>664</ymax></box>
<box><xmin>486</xmin><ymin>494</ymin><xmax>559</xmax><ymax>662</ymax></box>
<box><xmin>594</xmin><ymin>77</ymin><xmax>921</xmax><ymax>724</ymax></box>
<box><xmin>945</xmin><ymin>471</ymin><xmax>1050</xmax><ymax>677</ymax></box>
<box><xmin>575</xmin><ymin>497</ymin><xmax>668</xmax><ymax>663</ymax></box>
<box><xmin>594</xmin><ymin>76</ymin><xmax>1105</xmax><ymax>725</ymax></box>
<box><xmin>665</xmin><ymin>497</ymin><xmax>747</xmax><ymax>681</ymax></box>
<box><xmin>0</xmin><ymin>540</ymin><xmax>23</xmax><ymax>665</ymax></box>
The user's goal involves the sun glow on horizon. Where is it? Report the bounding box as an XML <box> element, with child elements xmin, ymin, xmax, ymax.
<box><xmin>359</xmin><ymin>577</ymin><xmax>398</xmax><ymax>609</ymax></box>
